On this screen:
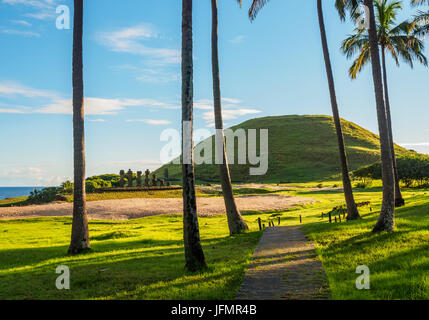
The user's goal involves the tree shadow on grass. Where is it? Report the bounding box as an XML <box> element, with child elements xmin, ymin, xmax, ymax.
<box><xmin>0</xmin><ymin>231</ymin><xmax>261</xmax><ymax>300</ymax></box>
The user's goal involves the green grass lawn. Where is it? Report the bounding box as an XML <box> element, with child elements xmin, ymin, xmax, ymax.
<box><xmin>0</xmin><ymin>196</ymin><xmax>29</xmax><ymax>207</ymax></box>
<box><xmin>0</xmin><ymin>215</ymin><xmax>263</xmax><ymax>300</ymax></box>
<box><xmin>0</xmin><ymin>184</ymin><xmax>427</xmax><ymax>300</ymax></box>
<box><xmin>300</xmin><ymin>187</ymin><xmax>429</xmax><ymax>300</ymax></box>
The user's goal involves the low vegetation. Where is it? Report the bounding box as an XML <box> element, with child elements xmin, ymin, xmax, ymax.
<box><xmin>1</xmin><ymin>184</ymin><xmax>428</xmax><ymax>299</ymax></box>
<box><xmin>353</xmin><ymin>155</ymin><xmax>429</xmax><ymax>188</ymax></box>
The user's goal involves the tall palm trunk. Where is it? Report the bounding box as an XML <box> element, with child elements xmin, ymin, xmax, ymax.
<box><xmin>181</xmin><ymin>0</ymin><xmax>207</xmax><ymax>271</ymax></box>
<box><xmin>364</xmin><ymin>0</ymin><xmax>395</xmax><ymax>232</ymax></box>
<box><xmin>69</xmin><ymin>0</ymin><xmax>90</xmax><ymax>254</ymax></box>
<box><xmin>380</xmin><ymin>45</ymin><xmax>405</xmax><ymax>207</ymax></box>
<box><xmin>211</xmin><ymin>0</ymin><xmax>248</xmax><ymax>235</ymax></box>
<box><xmin>317</xmin><ymin>0</ymin><xmax>360</xmax><ymax>220</ymax></box>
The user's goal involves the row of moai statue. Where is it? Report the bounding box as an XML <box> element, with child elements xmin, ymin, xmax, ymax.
<box><xmin>119</xmin><ymin>168</ymin><xmax>170</xmax><ymax>187</ymax></box>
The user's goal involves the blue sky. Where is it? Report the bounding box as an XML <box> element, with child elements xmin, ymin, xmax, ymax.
<box><xmin>0</xmin><ymin>0</ymin><xmax>428</xmax><ymax>186</ymax></box>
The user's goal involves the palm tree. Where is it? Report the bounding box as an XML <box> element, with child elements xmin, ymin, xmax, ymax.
<box><xmin>68</xmin><ymin>0</ymin><xmax>90</xmax><ymax>254</ymax></box>
<box><xmin>182</xmin><ymin>0</ymin><xmax>207</xmax><ymax>271</ymax></box>
<box><xmin>211</xmin><ymin>0</ymin><xmax>249</xmax><ymax>234</ymax></box>
<box><xmin>411</xmin><ymin>0</ymin><xmax>429</xmax><ymax>37</ymax></box>
<box><xmin>317</xmin><ymin>0</ymin><xmax>360</xmax><ymax>220</ymax></box>
<box><xmin>249</xmin><ymin>0</ymin><xmax>360</xmax><ymax>220</ymax></box>
<box><xmin>335</xmin><ymin>0</ymin><xmax>396</xmax><ymax>231</ymax></box>
<box><xmin>342</xmin><ymin>0</ymin><xmax>427</xmax><ymax>207</ymax></box>
<box><xmin>363</xmin><ymin>0</ymin><xmax>396</xmax><ymax>232</ymax></box>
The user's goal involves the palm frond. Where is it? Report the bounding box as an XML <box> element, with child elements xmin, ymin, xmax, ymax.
<box><xmin>248</xmin><ymin>0</ymin><xmax>270</xmax><ymax>21</ymax></box>
<box><xmin>342</xmin><ymin>0</ymin><xmax>428</xmax><ymax>78</ymax></box>
<box><xmin>335</xmin><ymin>0</ymin><xmax>361</xmax><ymax>21</ymax></box>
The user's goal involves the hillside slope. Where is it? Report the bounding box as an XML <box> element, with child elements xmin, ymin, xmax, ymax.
<box><xmin>154</xmin><ymin>115</ymin><xmax>416</xmax><ymax>183</ymax></box>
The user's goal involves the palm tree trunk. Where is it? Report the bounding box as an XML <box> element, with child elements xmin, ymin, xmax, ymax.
<box><xmin>211</xmin><ymin>0</ymin><xmax>248</xmax><ymax>235</ymax></box>
<box><xmin>68</xmin><ymin>0</ymin><xmax>90</xmax><ymax>254</ymax></box>
<box><xmin>380</xmin><ymin>46</ymin><xmax>404</xmax><ymax>207</ymax></box>
<box><xmin>317</xmin><ymin>0</ymin><xmax>359</xmax><ymax>220</ymax></box>
<box><xmin>364</xmin><ymin>0</ymin><xmax>395</xmax><ymax>232</ymax></box>
<box><xmin>181</xmin><ymin>0</ymin><xmax>207</xmax><ymax>271</ymax></box>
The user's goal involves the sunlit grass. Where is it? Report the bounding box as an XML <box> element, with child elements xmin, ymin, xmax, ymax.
<box><xmin>0</xmin><ymin>185</ymin><xmax>428</xmax><ymax>299</ymax></box>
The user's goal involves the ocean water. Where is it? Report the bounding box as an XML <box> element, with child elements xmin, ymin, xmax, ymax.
<box><xmin>0</xmin><ymin>187</ymin><xmax>44</xmax><ymax>200</ymax></box>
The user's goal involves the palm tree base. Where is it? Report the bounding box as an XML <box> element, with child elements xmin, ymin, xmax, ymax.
<box><xmin>67</xmin><ymin>246</ymin><xmax>91</xmax><ymax>255</ymax></box>
<box><xmin>395</xmin><ymin>198</ymin><xmax>405</xmax><ymax>207</ymax></box>
<box><xmin>372</xmin><ymin>217</ymin><xmax>394</xmax><ymax>233</ymax></box>
<box><xmin>185</xmin><ymin>259</ymin><xmax>207</xmax><ymax>272</ymax></box>
<box><xmin>229</xmin><ymin>221</ymin><xmax>249</xmax><ymax>236</ymax></box>
<box><xmin>346</xmin><ymin>214</ymin><xmax>361</xmax><ymax>221</ymax></box>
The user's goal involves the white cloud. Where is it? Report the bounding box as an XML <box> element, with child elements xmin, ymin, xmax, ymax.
<box><xmin>11</xmin><ymin>19</ymin><xmax>32</xmax><ymax>26</ymax></box>
<box><xmin>3</xmin><ymin>0</ymin><xmax>63</xmax><ymax>20</ymax></box>
<box><xmin>97</xmin><ymin>25</ymin><xmax>180</xmax><ymax>65</ymax></box>
<box><xmin>0</xmin><ymin>81</ymin><xmax>181</xmax><ymax>115</ymax></box>
<box><xmin>0</xmin><ymin>108</ymin><xmax>26</xmax><ymax>113</ymax></box>
<box><xmin>221</xmin><ymin>98</ymin><xmax>242</xmax><ymax>104</ymax></box>
<box><xmin>194</xmin><ymin>97</ymin><xmax>262</xmax><ymax>126</ymax></box>
<box><xmin>111</xmin><ymin>63</ymin><xmax>180</xmax><ymax>83</ymax></box>
<box><xmin>37</xmin><ymin>97</ymin><xmax>127</xmax><ymax>115</ymax></box>
<box><xmin>0</xmin><ymin>166</ymin><xmax>68</xmax><ymax>187</ymax></box>
<box><xmin>229</xmin><ymin>35</ymin><xmax>245</xmax><ymax>44</ymax></box>
<box><xmin>0</xmin><ymin>81</ymin><xmax>58</xmax><ymax>98</ymax></box>
<box><xmin>136</xmin><ymin>70</ymin><xmax>179</xmax><ymax>83</ymax></box>
<box><xmin>3</xmin><ymin>0</ymin><xmax>55</xmax><ymax>8</ymax></box>
<box><xmin>194</xmin><ymin>98</ymin><xmax>244</xmax><ymax>110</ymax></box>
<box><xmin>202</xmin><ymin>108</ymin><xmax>262</xmax><ymax>122</ymax></box>
<box><xmin>0</xmin><ymin>29</ymin><xmax>40</xmax><ymax>37</ymax></box>
<box><xmin>125</xmin><ymin>119</ymin><xmax>171</xmax><ymax>125</ymax></box>
<box><xmin>399</xmin><ymin>142</ymin><xmax>429</xmax><ymax>147</ymax></box>
<box><xmin>87</xmin><ymin>119</ymin><xmax>105</xmax><ymax>123</ymax></box>
<box><xmin>87</xmin><ymin>159</ymin><xmax>163</xmax><ymax>174</ymax></box>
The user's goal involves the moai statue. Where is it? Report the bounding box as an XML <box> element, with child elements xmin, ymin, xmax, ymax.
<box><xmin>127</xmin><ymin>169</ymin><xmax>133</xmax><ymax>187</ymax></box>
<box><xmin>152</xmin><ymin>174</ymin><xmax>157</xmax><ymax>187</ymax></box>
<box><xmin>119</xmin><ymin>170</ymin><xmax>125</xmax><ymax>187</ymax></box>
<box><xmin>136</xmin><ymin>171</ymin><xmax>142</xmax><ymax>187</ymax></box>
<box><xmin>160</xmin><ymin>179</ymin><xmax>164</xmax><ymax>187</ymax></box>
<box><xmin>144</xmin><ymin>169</ymin><xmax>150</xmax><ymax>187</ymax></box>
<box><xmin>164</xmin><ymin>168</ymin><xmax>169</xmax><ymax>180</ymax></box>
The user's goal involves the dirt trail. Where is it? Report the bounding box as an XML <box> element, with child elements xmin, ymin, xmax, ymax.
<box><xmin>237</xmin><ymin>225</ymin><xmax>330</xmax><ymax>300</ymax></box>
<box><xmin>0</xmin><ymin>194</ymin><xmax>314</xmax><ymax>220</ymax></box>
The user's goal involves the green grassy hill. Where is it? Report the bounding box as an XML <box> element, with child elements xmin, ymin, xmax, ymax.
<box><xmin>154</xmin><ymin>115</ymin><xmax>417</xmax><ymax>183</ymax></box>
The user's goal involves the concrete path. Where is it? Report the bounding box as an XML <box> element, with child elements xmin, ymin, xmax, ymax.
<box><xmin>237</xmin><ymin>225</ymin><xmax>330</xmax><ymax>300</ymax></box>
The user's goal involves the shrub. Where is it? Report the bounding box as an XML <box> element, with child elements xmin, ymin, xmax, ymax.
<box><xmin>354</xmin><ymin>178</ymin><xmax>373</xmax><ymax>189</ymax></box>
<box><xmin>353</xmin><ymin>155</ymin><xmax>429</xmax><ymax>188</ymax></box>
<box><xmin>85</xmin><ymin>180</ymin><xmax>100</xmax><ymax>193</ymax></box>
<box><xmin>28</xmin><ymin>187</ymin><xmax>58</xmax><ymax>204</ymax></box>
<box><xmin>59</xmin><ymin>181</ymin><xmax>73</xmax><ymax>194</ymax></box>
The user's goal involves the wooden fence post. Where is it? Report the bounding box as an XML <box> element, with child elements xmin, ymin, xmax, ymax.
<box><xmin>329</xmin><ymin>212</ymin><xmax>332</xmax><ymax>223</ymax></box>
<box><xmin>299</xmin><ymin>215</ymin><xmax>302</xmax><ymax>223</ymax></box>
<box><xmin>278</xmin><ymin>217</ymin><xmax>281</xmax><ymax>225</ymax></box>
<box><xmin>258</xmin><ymin>218</ymin><xmax>262</xmax><ymax>231</ymax></box>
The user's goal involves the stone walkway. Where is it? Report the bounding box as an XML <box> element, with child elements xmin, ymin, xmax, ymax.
<box><xmin>237</xmin><ymin>225</ymin><xmax>330</xmax><ymax>300</ymax></box>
